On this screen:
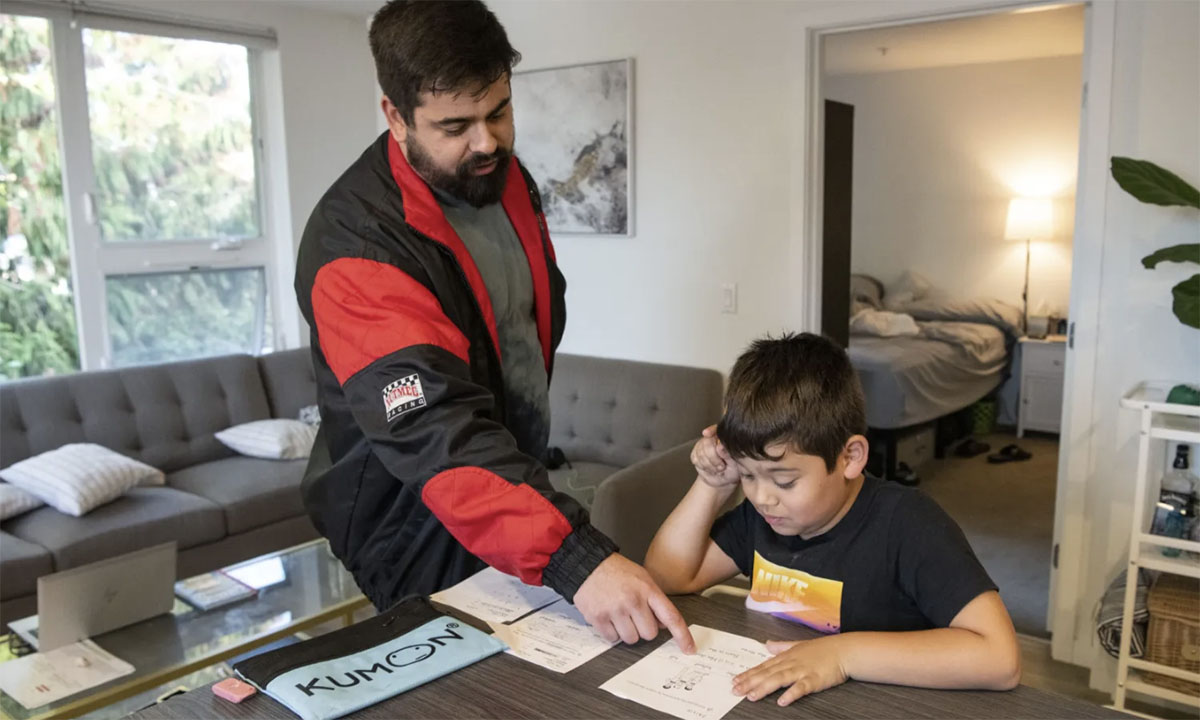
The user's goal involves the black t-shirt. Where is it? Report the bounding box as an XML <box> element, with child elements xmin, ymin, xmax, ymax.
<box><xmin>711</xmin><ymin>475</ymin><xmax>996</xmax><ymax>634</ymax></box>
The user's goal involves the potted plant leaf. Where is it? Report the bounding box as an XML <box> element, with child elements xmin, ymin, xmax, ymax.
<box><xmin>1110</xmin><ymin>157</ymin><xmax>1200</xmax><ymax>330</ymax></box>
<box><xmin>1111</xmin><ymin>158</ymin><xmax>1200</xmax><ymax>405</ymax></box>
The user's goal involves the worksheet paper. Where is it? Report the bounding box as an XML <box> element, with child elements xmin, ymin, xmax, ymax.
<box><xmin>488</xmin><ymin>599</ymin><xmax>617</xmax><ymax>673</ymax></box>
<box><xmin>429</xmin><ymin>567</ymin><xmax>561</xmax><ymax>623</ymax></box>
<box><xmin>0</xmin><ymin>640</ymin><xmax>134</xmax><ymax>709</ymax></box>
<box><xmin>600</xmin><ymin>625</ymin><xmax>771</xmax><ymax>720</ymax></box>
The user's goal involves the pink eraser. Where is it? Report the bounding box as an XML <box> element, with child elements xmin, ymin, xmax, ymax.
<box><xmin>213</xmin><ymin>678</ymin><xmax>257</xmax><ymax>703</ymax></box>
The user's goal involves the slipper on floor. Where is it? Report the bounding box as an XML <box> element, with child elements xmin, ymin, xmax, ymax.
<box><xmin>954</xmin><ymin>438</ymin><xmax>991</xmax><ymax>458</ymax></box>
<box><xmin>986</xmin><ymin>444</ymin><xmax>1032</xmax><ymax>464</ymax></box>
<box><xmin>894</xmin><ymin>462</ymin><xmax>921</xmax><ymax>486</ymax></box>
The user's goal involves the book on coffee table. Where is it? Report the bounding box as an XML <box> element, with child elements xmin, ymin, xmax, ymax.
<box><xmin>175</xmin><ymin>571</ymin><xmax>257</xmax><ymax>611</ymax></box>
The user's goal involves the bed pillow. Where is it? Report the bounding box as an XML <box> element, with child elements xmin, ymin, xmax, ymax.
<box><xmin>0</xmin><ymin>483</ymin><xmax>44</xmax><ymax>520</ymax></box>
<box><xmin>0</xmin><ymin>444</ymin><xmax>163</xmax><ymax>517</ymax></box>
<box><xmin>883</xmin><ymin>270</ymin><xmax>936</xmax><ymax>310</ymax></box>
<box><xmin>215</xmin><ymin>419</ymin><xmax>318</xmax><ymax>460</ymax></box>
<box><xmin>849</xmin><ymin>274</ymin><xmax>885</xmax><ymax>310</ymax></box>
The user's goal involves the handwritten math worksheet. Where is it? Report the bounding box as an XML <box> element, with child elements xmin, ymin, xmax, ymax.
<box><xmin>600</xmin><ymin>625</ymin><xmax>772</xmax><ymax>720</ymax></box>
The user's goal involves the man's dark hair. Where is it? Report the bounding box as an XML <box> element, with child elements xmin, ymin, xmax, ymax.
<box><xmin>369</xmin><ymin>1</ymin><xmax>521</xmax><ymax>125</ymax></box>
<box><xmin>717</xmin><ymin>332</ymin><xmax>867</xmax><ymax>472</ymax></box>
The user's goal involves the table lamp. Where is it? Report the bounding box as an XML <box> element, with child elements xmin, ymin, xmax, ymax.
<box><xmin>1004</xmin><ymin>196</ymin><xmax>1053</xmax><ymax>334</ymax></box>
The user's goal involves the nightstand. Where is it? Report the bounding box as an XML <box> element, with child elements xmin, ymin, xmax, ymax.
<box><xmin>1017</xmin><ymin>334</ymin><xmax>1067</xmax><ymax>437</ymax></box>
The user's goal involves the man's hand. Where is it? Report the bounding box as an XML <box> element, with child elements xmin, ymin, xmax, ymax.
<box><xmin>574</xmin><ymin>554</ymin><xmax>696</xmax><ymax>653</ymax></box>
<box><xmin>690</xmin><ymin>425</ymin><xmax>741</xmax><ymax>489</ymax></box>
<box><xmin>732</xmin><ymin>637</ymin><xmax>849</xmax><ymax>706</ymax></box>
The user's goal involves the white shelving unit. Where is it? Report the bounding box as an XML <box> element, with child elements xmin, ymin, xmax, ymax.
<box><xmin>1114</xmin><ymin>382</ymin><xmax>1200</xmax><ymax>716</ymax></box>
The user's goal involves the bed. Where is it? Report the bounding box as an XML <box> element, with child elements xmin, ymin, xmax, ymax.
<box><xmin>850</xmin><ymin>329</ymin><xmax>1009</xmax><ymax>430</ymax></box>
<box><xmin>847</xmin><ymin>273</ymin><xmax>1023</xmax><ymax>481</ymax></box>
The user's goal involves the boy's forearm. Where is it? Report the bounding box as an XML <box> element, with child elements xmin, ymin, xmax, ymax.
<box><xmin>835</xmin><ymin>628</ymin><xmax>1021</xmax><ymax>691</ymax></box>
<box><xmin>644</xmin><ymin>479</ymin><xmax>736</xmax><ymax>593</ymax></box>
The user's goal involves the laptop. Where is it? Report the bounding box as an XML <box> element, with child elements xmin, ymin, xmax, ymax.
<box><xmin>10</xmin><ymin>541</ymin><xmax>176</xmax><ymax>652</ymax></box>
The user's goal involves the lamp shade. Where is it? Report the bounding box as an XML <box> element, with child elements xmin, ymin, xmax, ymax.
<box><xmin>1004</xmin><ymin>197</ymin><xmax>1053</xmax><ymax>240</ymax></box>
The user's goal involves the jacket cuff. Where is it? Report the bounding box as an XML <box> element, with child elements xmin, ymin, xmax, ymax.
<box><xmin>542</xmin><ymin>522</ymin><xmax>618</xmax><ymax>602</ymax></box>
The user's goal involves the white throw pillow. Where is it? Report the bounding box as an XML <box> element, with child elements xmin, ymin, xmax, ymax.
<box><xmin>0</xmin><ymin>483</ymin><xmax>44</xmax><ymax>520</ymax></box>
<box><xmin>0</xmin><ymin>444</ymin><xmax>163</xmax><ymax>517</ymax></box>
<box><xmin>215</xmin><ymin>419</ymin><xmax>317</xmax><ymax>460</ymax></box>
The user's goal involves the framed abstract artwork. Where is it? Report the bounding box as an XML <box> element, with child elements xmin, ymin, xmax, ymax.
<box><xmin>511</xmin><ymin>58</ymin><xmax>633</xmax><ymax>236</ymax></box>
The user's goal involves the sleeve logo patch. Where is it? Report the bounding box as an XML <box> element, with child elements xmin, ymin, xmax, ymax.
<box><xmin>383</xmin><ymin>374</ymin><xmax>426</xmax><ymax>421</ymax></box>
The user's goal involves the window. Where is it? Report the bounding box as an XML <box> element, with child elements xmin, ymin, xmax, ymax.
<box><xmin>83</xmin><ymin>29</ymin><xmax>259</xmax><ymax>243</ymax></box>
<box><xmin>1</xmin><ymin>6</ymin><xmax>287</xmax><ymax>379</ymax></box>
<box><xmin>106</xmin><ymin>267</ymin><xmax>270</xmax><ymax>367</ymax></box>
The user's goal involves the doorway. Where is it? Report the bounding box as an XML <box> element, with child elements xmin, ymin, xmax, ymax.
<box><xmin>814</xmin><ymin>4</ymin><xmax>1086</xmax><ymax>641</ymax></box>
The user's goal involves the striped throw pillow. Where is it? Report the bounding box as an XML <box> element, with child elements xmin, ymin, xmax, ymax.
<box><xmin>215</xmin><ymin>419</ymin><xmax>317</xmax><ymax>460</ymax></box>
<box><xmin>0</xmin><ymin>444</ymin><xmax>164</xmax><ymax>517</ymax></box>
<box><xmin>0</xmin><ymin>483</ymin><xmax>45</xmax><ymax>520</ymax></box>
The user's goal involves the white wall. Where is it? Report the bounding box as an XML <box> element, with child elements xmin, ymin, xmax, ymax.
<box><xmin>1073</xmin><ymin>0</ymin><xmax>1200</xmax><ymax>694</ymax></box>
<box><xmin>825</xmin><ymin>56</ymin><xmax>1081</xmax><ymax>316</ymax></box>
<box><xmin>489</xmin><ymin>0</ymin><xmax>799</xmax><ymax>375</ymax></box>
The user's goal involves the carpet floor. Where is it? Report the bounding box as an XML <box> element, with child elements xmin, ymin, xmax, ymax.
<box><xmin>918</xmin><ymin>431</ymin><xmax>1059</xmax><ymax>637</ymax></box>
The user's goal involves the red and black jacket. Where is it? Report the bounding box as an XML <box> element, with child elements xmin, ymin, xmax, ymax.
<box><xmin>295</xmin><ymin>132</ymin><xmax>617</xmax><ymax>610</ymax></box>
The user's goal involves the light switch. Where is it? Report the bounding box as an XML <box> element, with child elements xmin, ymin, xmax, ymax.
<box><xmin>721</xmin><ymin>283</ymin><xmax>738</xmax><ymax>314</ymax></box>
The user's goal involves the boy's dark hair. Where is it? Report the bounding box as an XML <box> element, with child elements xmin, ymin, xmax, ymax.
<box><xmin>717</xmin><ymin>332</ymin><xmax>867</xmax><ymax>472</ymax></box>
<box><xmin>369</xmin><ymin>1</ymin><xmax>521</xmax><ymax>125</ymax></box>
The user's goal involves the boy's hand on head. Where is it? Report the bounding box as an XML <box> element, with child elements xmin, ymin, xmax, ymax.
<box><xmin>733</xmin><ymin>636</ymin><xmax>848</xmax><ymax>707</ymax></box>
<box><xmin>691</xmin><ymin>425</ymin><xmax>741</xmax><ymax>489</ymax></box>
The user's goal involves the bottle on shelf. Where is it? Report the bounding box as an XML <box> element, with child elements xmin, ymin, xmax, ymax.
<box><xmin>1150</xmin><ymin>444</ymin><xmax>1198</xmax><ymax>558</ymax></box>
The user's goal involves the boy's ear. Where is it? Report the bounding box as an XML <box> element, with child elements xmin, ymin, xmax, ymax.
<box><xmin>841</xmin><ymin>435</ymin><xmax>869</xmax><ymax>479</ymax></box>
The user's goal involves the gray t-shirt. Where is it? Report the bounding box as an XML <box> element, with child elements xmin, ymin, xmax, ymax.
<box><xmin>435</xmin><ymin>190</ymin><xmax>551</xmax><ymax>461</ymax></box>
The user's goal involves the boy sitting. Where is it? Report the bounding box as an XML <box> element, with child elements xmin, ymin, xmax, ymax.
<box><xmin>644</xmin><ymin>332</ymin><xmax>1020</xmax><ymax>707</ymax></box>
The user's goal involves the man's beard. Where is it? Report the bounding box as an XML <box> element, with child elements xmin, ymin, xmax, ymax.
<box><xmin>406</xmin><ymin>136</ymin><xmax>512</xmax><ymax>208</ymax></box>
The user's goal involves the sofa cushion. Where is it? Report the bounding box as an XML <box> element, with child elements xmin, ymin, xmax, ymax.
<box><xmin>548</xmin><ymin>461</ymin><xmax>621</xmax><ymax>511</ymax></box>
<box><xmin>0</xmin><ymin>354</ymin><xmax>271</xmax><ymax>474</ymax></box>
<box><xmin>549</xmin><ymin>354</ymin><xmax>724</xmax><ymax>468</ymax></box>
<box><xmin>166</xmin><ymin>457</ymin><xmax>307</xmax><ymax>535</ymax></box>
<box><xmin>3</xmin><ymin>487</ymin><xmax>224</xmax><ymax>571</ymax></box>
<box><xmin>0</xmin><ymin>531</ymin><xmax>53</xmax><ymax>600</ymax></box>
<box><xmin>258</xmin><ymin>349</ymin><xmax>317</xmax><ymax>421</ymax></box>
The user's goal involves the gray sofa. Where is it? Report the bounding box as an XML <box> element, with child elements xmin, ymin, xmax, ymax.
<box><xmin>0</xmin><ymin>349</ymin><xmax>321</xmax><ymax>625</ymax></box>
<box><xmin>0</xmin><ymin>350</ymin><xmax>724</xmax><ymax>625</ymax></box>
<box><xmin>546</xmin><ymin>354</ymin><xmax>725</xmax><ymax>561</ymax></box>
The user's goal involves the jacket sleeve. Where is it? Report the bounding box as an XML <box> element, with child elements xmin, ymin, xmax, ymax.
<box><xmin>310</xmin><ymin>255</ymin><xmax>616</xmax><ymax>601</ymax></box>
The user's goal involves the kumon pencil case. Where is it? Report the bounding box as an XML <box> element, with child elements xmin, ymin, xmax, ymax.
<box><xmin>233</xmin><ymin>596</ymin><xmax>505</xmax><ymax>720</ymax></box>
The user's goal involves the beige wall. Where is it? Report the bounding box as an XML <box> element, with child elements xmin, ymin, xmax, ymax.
<box><xmin>826</xmin><ymin>55</ymin><xmax>1083</xmax><ymax>316</ymax></box>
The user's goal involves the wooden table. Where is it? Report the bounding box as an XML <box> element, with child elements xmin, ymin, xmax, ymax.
<box><xmin>130</xmin><ymin>594</ymin><xmax>1119</xmax><ymax>719</ymax></box>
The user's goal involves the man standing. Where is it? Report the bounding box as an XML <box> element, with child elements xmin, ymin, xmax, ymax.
<box><xmin>295</xmin><ymin>1</ymin><xmax>693</xmax><ymax>652</ymax></box>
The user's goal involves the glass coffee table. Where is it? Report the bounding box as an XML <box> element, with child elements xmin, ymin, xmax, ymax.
<box><xmin>0</xmin><ymin>539</ymin><xmax>369</xmax><ymax>720</ymax></box>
